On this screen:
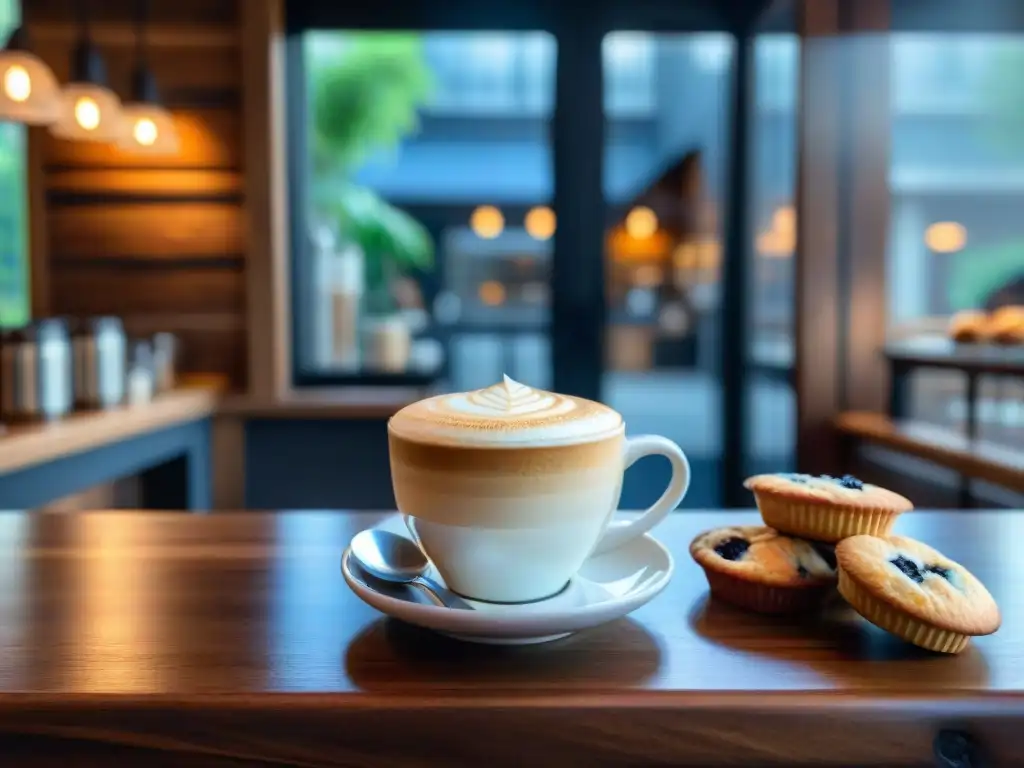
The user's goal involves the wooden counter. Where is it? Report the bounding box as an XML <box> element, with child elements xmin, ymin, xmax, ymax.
<box><xmin>0</xmin><ymin>509</ymin><xmax>1019</xmax><ymax>766</ymax></box>
<box><xmin>0</xmin><ymin>387</ymin><xmax>220</xmax><ymax>476</ymax></box>
<box><xmin>0</xmin><ymin>388</ymin><xmax>221</xmax><ymax>510</ymax></box>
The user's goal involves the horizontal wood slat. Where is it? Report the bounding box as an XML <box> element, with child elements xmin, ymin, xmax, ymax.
<box><xmin>28</xmin><ymin>23</ymin><xmax>237</xmax><ymax>49</ymax></box>
<box><xmin>52</xmin><ymin>266</ymin><xmax>245</xmax><ymax>315</ymax></box>
<box><xmin>175</xmin><ymin>327</ymin><xmax>248</xmax><ymax>384</ymax></box>
<box><xmin>45</xmin><ymin>109</ymin><xmax>241</xmax><ymax>170</ymax></box>
<box><xmin>47</xmin><ymin>169</ymin><xmax>243</xmax><ymax>197</ymax></box>
<box><xmin>35</xmin><ymin>44</ymin><xmax>241</xmax><ymax>107</ymax></box>
<box><xmin>835</xmin><ymin>411</ymin><xmax>1024</xmax><ymax>493</ymax></box>
<box><xmin>121</xmin><ymin>312</ymin><xmax>246</xmax><ymax>335</ymax></box>
<box><xmin>49</xmin><ymin>203</ymin><xmax>244</xmax><ymax>261</ymax></box>
<box><xmin>27</xmin><ymin>0</ymin><xmax>237</xmax><ymax>27</ymax></box>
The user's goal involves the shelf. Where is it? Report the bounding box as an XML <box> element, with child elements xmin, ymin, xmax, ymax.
<box><xmin>884</xmin><ymin>336</ymin><xmax>1024</xmax><ymax>375</ymax></box>
<box><xmin>834</xmin><ymin>410</ymin><xmax>1024</xmax><ymax>493</ymax></box>
<box><xmin>0</xmin><ymin>387</ymin><xmax>221</xmax><ymax>476</ymax></box>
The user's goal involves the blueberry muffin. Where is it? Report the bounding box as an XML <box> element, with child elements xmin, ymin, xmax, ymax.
<box><xmin>836</xmin><ymin>535</ymin><xmax>1000</xmax><ymax>654</ymax></box>
<box><xmin>744</xmin><ymin>473</ymin><xmax>913</xmax><ymax>543</ymax></box>
<box><xmin>690</xmin><ymin>525</ymin><xmax>838</xmax><ymax>614</ymax></box>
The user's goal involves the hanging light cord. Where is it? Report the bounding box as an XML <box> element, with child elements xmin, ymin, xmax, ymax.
<box><xmin>134</xmin><ymin>0</ymin><xmax>150</xmax><ymax>69</ymax></box>
<box><xmin>76</xmin><ymin>0</ymin><xmax>91</xmax><ymax>42</ymax></box>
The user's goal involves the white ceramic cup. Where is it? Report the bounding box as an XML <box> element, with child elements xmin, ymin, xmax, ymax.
<box><xmin>388</xmin><ymin>377</ymin><xmax>690</xmax><ymax>603</ymax></box>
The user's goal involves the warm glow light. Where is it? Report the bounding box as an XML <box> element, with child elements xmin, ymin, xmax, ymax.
<box><xmin>133</xmin><ymin>117</ymin><xmax>158</xmax><ymax>146</ymax></box>
<box><xmin>74</xmin><ymin>96</ymin><xmax>100</xmax><ymax>131</ymax></box>
<box><xmin>524</xmin><ymin>206</ymin><xmax>556</xmax><ymax>240</ymax></box>
<box><xmin>117</xmin><ymin>105</ymin><xmax>179</xmax><ymax>154</ymax></box>
<box><xmin>633</xmin><ymin>265</ymin><xmax>661</xmax><ymax>288</ymax></box>
<box><xmin>673</xmin><ymin>242</ymin><xmax>699</xmax><ymax>270</ymax></box>
<box><xmin>625</xmin><ymin>206</ymin><xmax>658</xmax><ymax>239</ymax></box>
<box><xmin>756</xmin><ymin>205</ymin><xmax>797</xmax><ymax>258</ymax></box>
<box><xmin>772</xmin><ymin>205</ymin><xmax>795</xmax><ymax>236</ymax></box>
<box><xmin>478</xmin><ymin>280</ymin><xmax>506</xmax><ymax>306</ymax></box>
<box><xmin>3</xmin><ymin>65</ymin><xmax>30</xmax><ymax>102</ymax></box>
<box><xmin>471</xmin><ymin>205</ymin><xmax>504</xmax><ymax>239</ymax></box>
<box><xmin>924</xmin><ymin>221</ymin><xmax>967</xmax><ymax>254</ymax></box>
<box><xmin>0</xmin><ymin>52</ymin><xmax>61</xmax><ymax>125</ymax></box>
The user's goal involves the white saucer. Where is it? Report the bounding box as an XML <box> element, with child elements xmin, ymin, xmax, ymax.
<box><xmin>341</xmin><ymin>516</ymin><xmax>674</xmax><ymax>645</ymax></box>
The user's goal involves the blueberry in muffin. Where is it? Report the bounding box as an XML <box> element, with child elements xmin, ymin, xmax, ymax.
<box><xmin>690</xmin><ymin>525</ymin><xmax>838</xmax><ymax>614</ymax></box>
<box><xmin>836</xmin><ymin>535</ymin><xmax>1000</xmax><ymax>653</ymax></box>
<box><xmin>744</xmin><ymin>473</ymin><xmax>913</xmax><ymax>543</ymax></box>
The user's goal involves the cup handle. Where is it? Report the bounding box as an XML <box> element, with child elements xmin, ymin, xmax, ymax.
<box><xmin>592</xmin><ymin>435</ymin><xmax>690</xmax><ymax>556</ymax></box>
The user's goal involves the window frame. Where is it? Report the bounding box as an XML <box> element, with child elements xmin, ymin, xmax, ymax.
<box><xmin>284</xmin><ymin>0</ymin><xmax>777</xmax><ymax>391</ymax></box>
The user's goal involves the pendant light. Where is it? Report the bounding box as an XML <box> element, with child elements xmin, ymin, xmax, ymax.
<box><xmin>117</xmin><ymin>0</ymin><xmax>178</xmax><ymax>154</ymax></box>
<box><xmin>0</xmin><ymin>26</ymin><xmax>61</xmax><ymax>124</ymax></box>
<box><xmin>50</xmin><ymin>0</ymin><xmax>124</xmax><ymax>142</ymax></box>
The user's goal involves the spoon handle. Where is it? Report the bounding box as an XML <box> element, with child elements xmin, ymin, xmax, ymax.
<box><xmin>412</xmin><ymin>576</ymin><xmax>474</xmax><ymax>610</ymax></box>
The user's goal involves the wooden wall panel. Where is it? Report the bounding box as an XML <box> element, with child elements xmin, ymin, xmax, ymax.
<box><xmin>52</xmin><ymin>267</ymin><xmax>244</xmax><ymax>315</ymax></box>
<box><xmin>44</xmin><ymin>109</ymin><xmax>241</xmax><ymax>169</ymax></box>
<box><xmin>27</xmin><ymin>0</ymin><xmax>238</xmax><ymax>26</ymax></box>
<box><xmin>35</xmin><ymin>44</ymin><xmax>241</xmax><ymax>107</ymax></box>
<box><xmin>47</xmin><ymin>169</ymin><xmax>243</xmax><ymax>197</ymax></box>
<box><xmin>26</xmin><ymin>0</ymin><xmax>247</xmax><ymax>389</ymax></box>
<box><xmin>48</xmin><ymin>204</ymin><xmax>244</xmax><ymax>261</ymax></box>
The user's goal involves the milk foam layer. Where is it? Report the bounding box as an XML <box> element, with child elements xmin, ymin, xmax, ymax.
<box><xmin>388</xmin><ymin>375</ymin><xmax>623</xmax><ymax>447</ymax></box>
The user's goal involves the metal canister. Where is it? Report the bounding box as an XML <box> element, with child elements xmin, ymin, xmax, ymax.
<box><xmin>72</xmin><ymin>316</ymin><xmax>126</xmax><ymax>410</ymax></box>
<box><xmin>0</xmin><ymin>318</ymin><xmax>73</xmax><ymax>423</ymax></box>
<box><xmin>151</xmin><ymin>332</ymin><xmax>178</xmax><ymax>393</ymax></box>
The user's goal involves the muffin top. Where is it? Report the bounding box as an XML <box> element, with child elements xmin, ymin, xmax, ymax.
<box><xmin>690</xmin><ymin>525</ymin><xmax>837</xmax><ymax>588</ymax></box>
<box><xmin>949</xmin><ymin>310</ymin><xmax>990</xmax><ymax>341</ymax></box>
<box><xmin>836</xmin><ymin>535</ymin><xmax>1000</xmax><ymax>636</ymax></box>
<box><xmin>744</xmin><ymin>473</ymin><xmax>914</xmax><ymax>511</ymax></box>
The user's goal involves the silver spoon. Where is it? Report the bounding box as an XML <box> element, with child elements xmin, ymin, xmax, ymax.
<box><xmin>349</xmin><ymin>529</ymin><xmax>473</xmax><ymax>610</ymax></box>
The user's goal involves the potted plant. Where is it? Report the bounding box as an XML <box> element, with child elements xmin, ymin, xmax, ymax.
<box><xmin>308</xmin><ymin>33</ymin><xmax>435</xmax><ymax>318</ymax></box>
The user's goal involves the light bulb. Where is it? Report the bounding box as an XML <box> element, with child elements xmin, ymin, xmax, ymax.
<box><xmin>625</xmin><ymin>206</ymin><xmax>658</xmax><ymax>239</ymax></box>
<box><xmin>470</xmin><ymin>205</ymin><xmax>504</xmax><ymax>239</ymax></box>
<box><xmin>133</xmin><ymin>117</ymin><xmax>158</xmax><ymax>146</ymax></box>
<box><xmin>74</xmin><ymin>96</ymin><xmax>101</xmax><ymax>131</ymax></box>
<box><xmin>3</xmin><ymin>65</ymin><xmax>31</xmax><ymax>102</ymax></box>
<box><xmin>524</xmin><ymin>206</ymin><xmax>556</xmax><ymax>240</ymax></box>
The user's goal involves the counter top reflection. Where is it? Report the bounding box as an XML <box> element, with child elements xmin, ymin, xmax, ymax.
<box><xmin>0</xmin><ymin>509</ymin><xmax>1021</xmax><ymax>766</ymax></box>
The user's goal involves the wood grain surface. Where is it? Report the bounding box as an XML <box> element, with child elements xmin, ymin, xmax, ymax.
<box><xmin>0</xmin><ymin>510</ymin><xmax>1019</xmax><ymax>766</ymax></box>
<box><xmin>836</xmin><ymin>410</ymin><xmax>1024</xmax><ymax>493</ymax></box>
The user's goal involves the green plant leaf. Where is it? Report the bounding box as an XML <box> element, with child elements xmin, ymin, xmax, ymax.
<box><xmin>948</xmin><ymin>239</ymin><xmax>1024</xmax><ymax>310</ymax></box>
<box><xmin>310</xmin><ymin>33</ymin><xmax>433</xmax><ymax>173</ymax></box>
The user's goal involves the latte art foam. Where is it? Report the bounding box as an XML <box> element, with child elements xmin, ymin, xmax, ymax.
<box><xmin>388</xmin><ymin>375</ymin><xmax>623</xmax><ymax>447</ymax></box>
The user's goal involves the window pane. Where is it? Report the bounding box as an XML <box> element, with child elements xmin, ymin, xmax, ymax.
<box><xmin>601</xmin><ymin>32</ymin><xmax>732</xmax><ymax>508</ymax></box>
<box><xmin>0</xmin><ymin>0</ymin><xmax>27</xmax><ymax>328</ymax></box>
<box><xmin>887</xmin><ymin>33</ymin><xmax>1024</xmax><ymax>448</ymax></box>
<box><xmin>300</xmin><ymin>31</ymin><xmax>555</xmax><ymax>385</ymax></box>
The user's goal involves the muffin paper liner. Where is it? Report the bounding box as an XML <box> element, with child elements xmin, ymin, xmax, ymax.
<box><xmin>838</xmin><ymin>568</ymin><xmax>970</xmax><ymax>654</ymax></box>
<box><xmin>703</xmin><ymin>567</ymin><xmax>831</xmax><ymax>615</ymax></box>
<box><xmin>754</xmin><ymin>495</ymin><xmax>900</xmax><ymax>543</ymax></box>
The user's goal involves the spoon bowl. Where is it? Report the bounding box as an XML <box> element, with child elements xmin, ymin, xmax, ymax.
<box><xmin>348</xmin><ymin>528</ymin><xmax>475</xmax><ymax>610</ymax></box>
<box><xmin>351</xmin><ymin>529</ymin><xmax>429</xmax><ymax>583</ymax></box>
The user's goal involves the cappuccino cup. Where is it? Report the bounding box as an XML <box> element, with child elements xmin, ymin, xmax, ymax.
<box><xmin>387</xmin><ymin>375</ymin><xmax>690</xmax><ymax>603</ymax></box>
